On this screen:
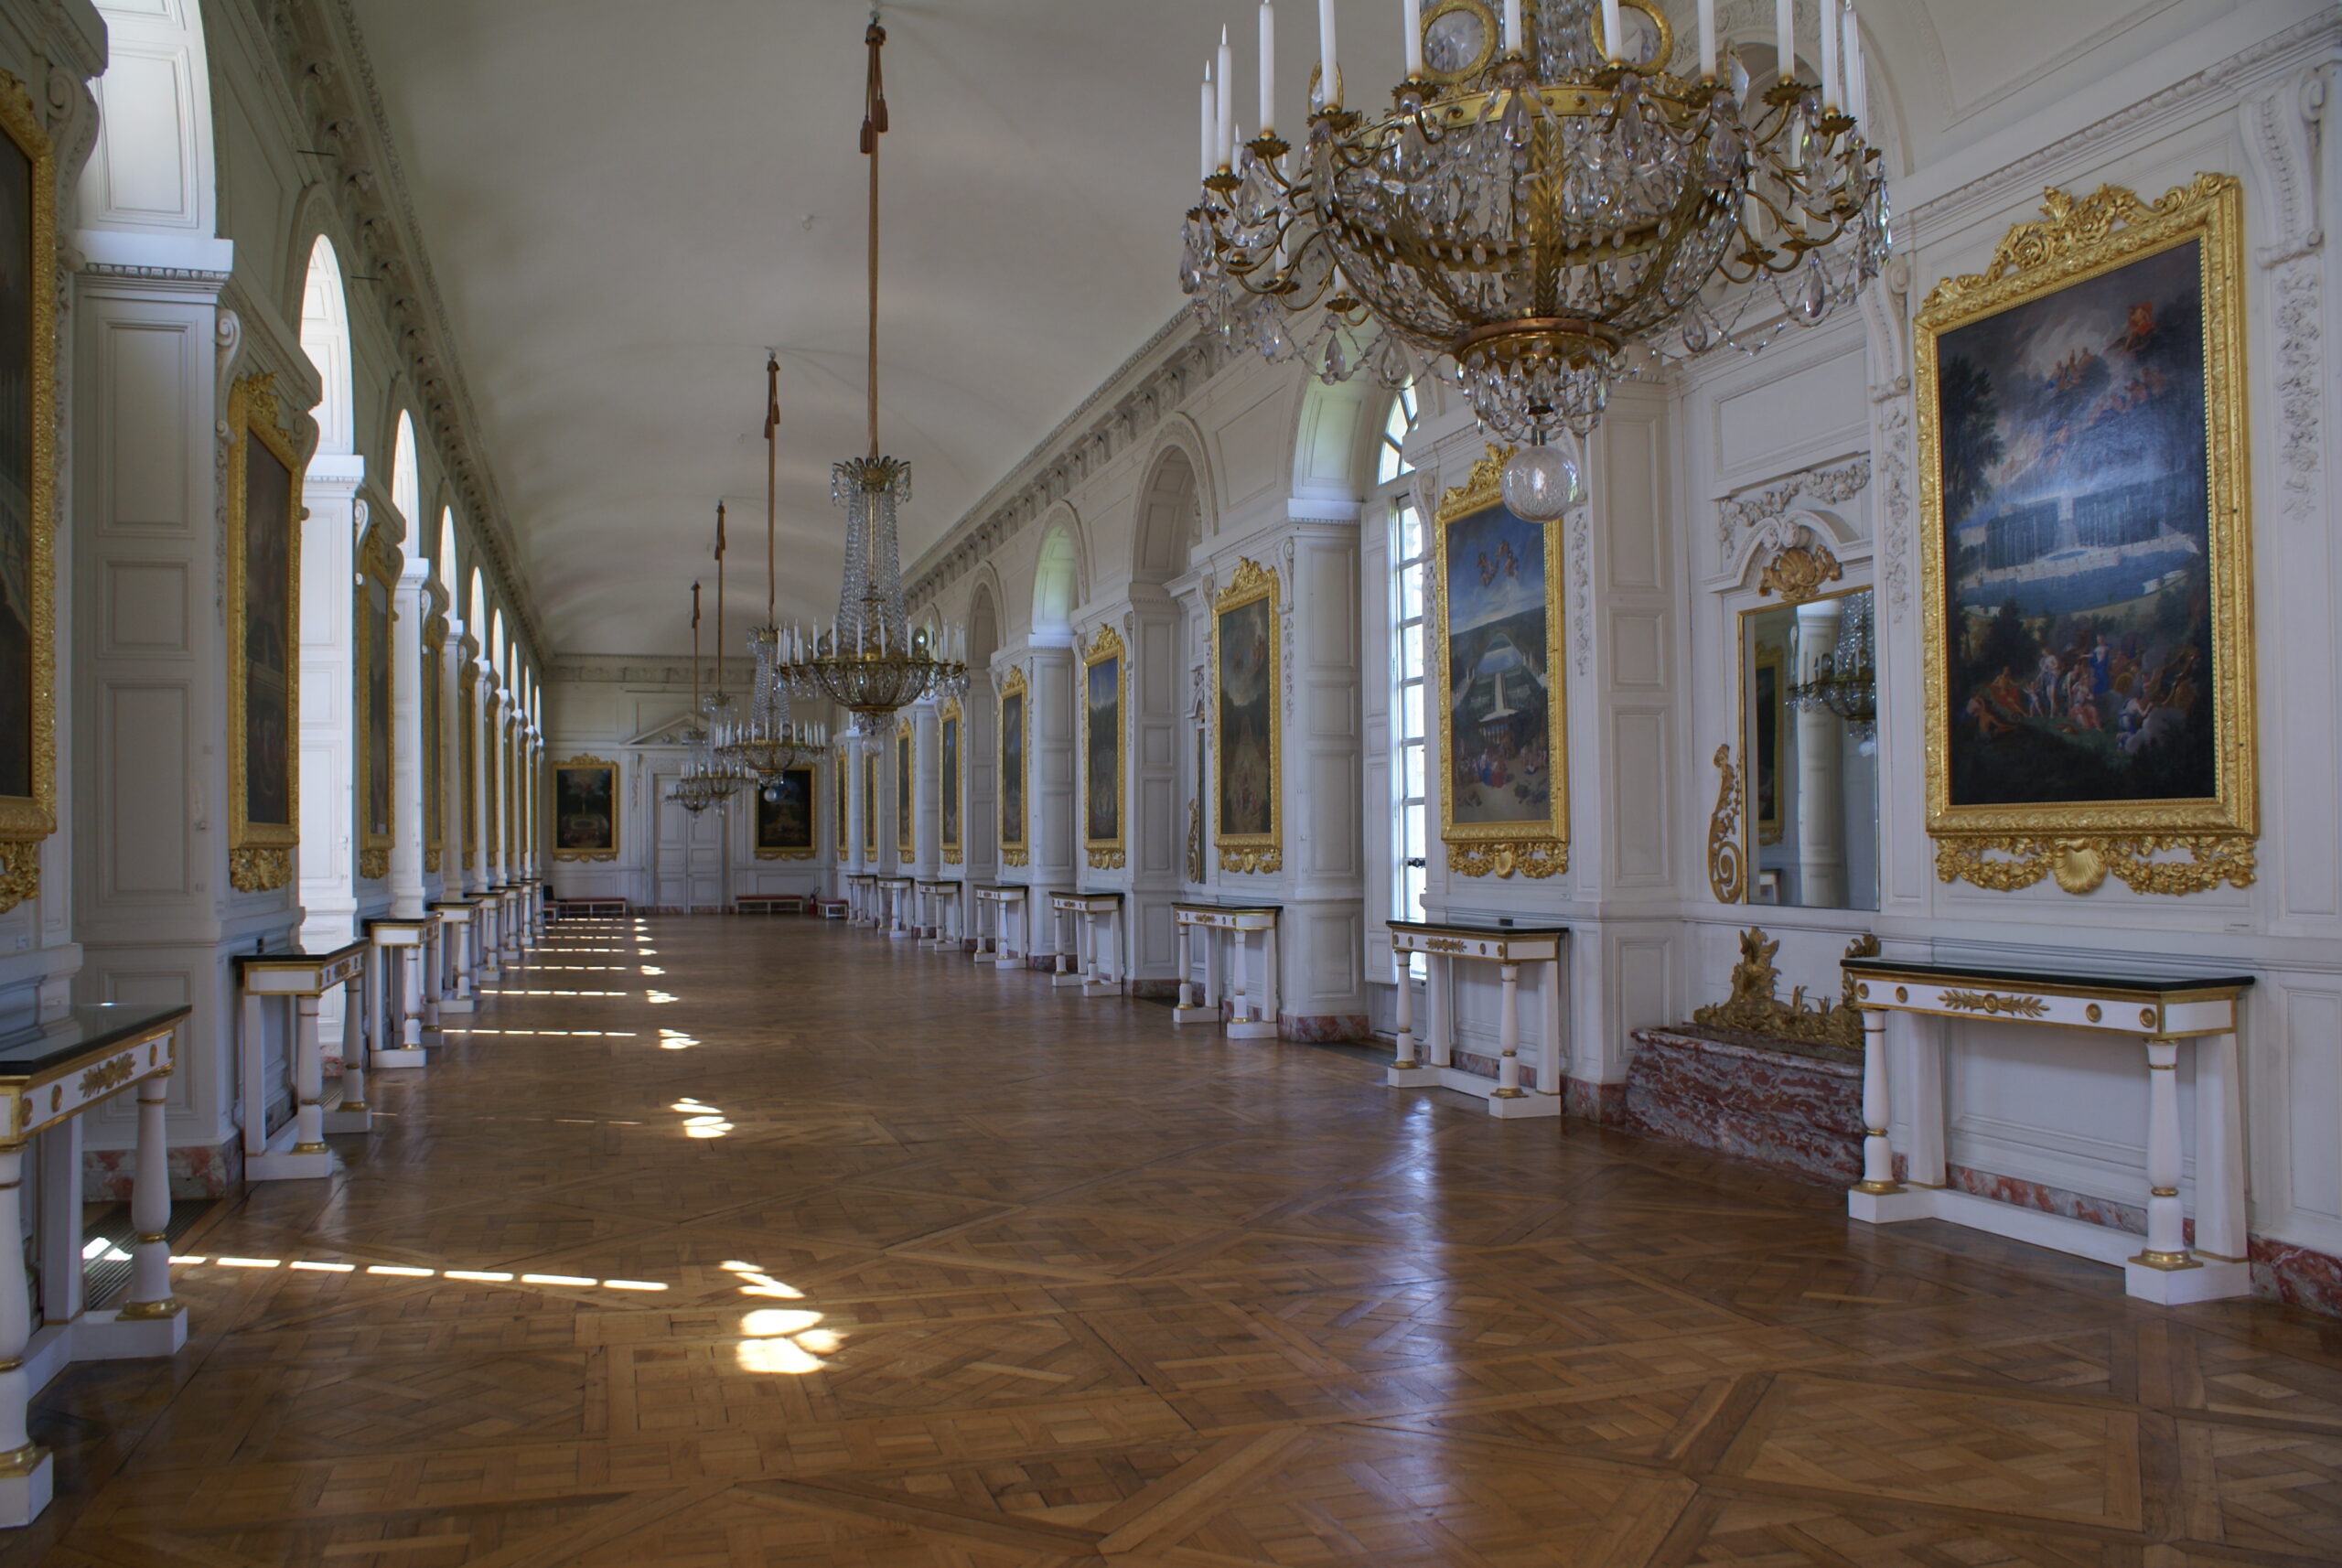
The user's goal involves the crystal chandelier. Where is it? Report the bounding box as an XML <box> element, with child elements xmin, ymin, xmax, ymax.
<box><xmin>733</xmin><ymin>353</ymin><xmax>831</xmax><ymax>793</ymax></box>
<box><xmin>775</xmin><ymin>15</ymin><xmax>965</xmax><ymax>736</ymax></box>
<box><xmin>1181</xmin><ymin>0</ymin><xmax>1890</xmax><ymax>494</ymax></box>
<box><xmin>665</xmin><ymin>581</ymin><xmax>728</xmax><ymax>815</ymax></box>
<box><xmin>1789</xmin><ymin>589</ymin><xmax>1877</xmax><ymax>746</ymax></box>
<box><xmin>695</xmin><ymin>507</ymin><xmax>751</xmax><ymax>802</ymax></box>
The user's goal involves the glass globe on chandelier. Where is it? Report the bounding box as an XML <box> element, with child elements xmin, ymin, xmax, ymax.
<box><xmin>774</xmin><ymin>14</ymin><xmax>966</xmax><ymax>740</ymax></box>
<box><xmin>731</xmin><ymin>353</ymin><xmax>831</xmax><ymax>796</ymax></box>
<box><xmin>1180</xmin><ymin>0</ymin><xmax>1890</xmax><ymax>512</ymax></box>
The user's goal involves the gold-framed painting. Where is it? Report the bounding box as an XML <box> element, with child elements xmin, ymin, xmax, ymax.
<box><xmin>1212</xmin><ymin>559</ymin><xmax>1280</xmax><ymax>874</ymax></box>
<box><xmin>896</xmin><ymin>729</ymin><xmax>913</xmax><ymax>858</ymax></box>
<box><xmin>1751</xmin><ymin>638</ymin><xmax>1786</xmax><ymax>847</ymax></box>
<box><xmin>834</xmin><ymin>746</ymin><xmax>850</xmax><ymax>856</ymax></box>
<box><xmin>0</xmin><ymin>72</ymin><xmax>55</xmax><ymax>911</ymax></box>
<box><xmin>862</xmin><ymin>750</ymin><xmax>878</xmax><ymax>857</ymax></box>
<box><xmin>1918</xmin><ymin>177</ymin><xmax>2255</xmax><ymax>897</ymax></box>
<box><xmin>755</xmin><ymin>764</ymin><xmax>817</xmax><ymax>860</ymax></box>
<box><xmin>1082</xmin><ymin>623</ymin><xmax>1125</xmax><ymax>870</ymax></box>
<box><xmin>227</xmin><ymin>373</ymin><xmax>303</xmax><ymax>893</ymax></box>
<box><xmin>1431</xmin><ymin>448</ymin><xmax>1567</xmax><ymax>877</ymax></box>
<box><xmin>552</xmin><ymin>753</ymin><xmax>618</xmax><ymax>861</ymax></box>
<box><xmin>458</xmin><ymin>655</ymin><xmax>478</xmax><ymax>869</ymax></box>
<box><xmin>939</xmin><ymin>697</ymin><xmax>963</xmax><ymax>865</ymax></box>
<box><xmin>998</xmin><ymin>664</ymin><xmax>1029</xmax><ymax>865</ymax></box>
<box><xmin>355</xmin><ymin>526</ymin><xmax>396</xmax><ymax>881</ymax></box>
<box><xmin>479</xmin><ymin>697</ymin><xmax>499</xmax><ymax>874</ymax></box>
<box><xmin>423</xmin><ymin>604</ymin><xmax>446</xmax><ymax>870</ymax></box>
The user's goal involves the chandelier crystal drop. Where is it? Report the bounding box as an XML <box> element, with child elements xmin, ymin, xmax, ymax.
<box><xmin>1789</xmin><ymin>589</ymin><xmax>1878</xmax><ymax>747</ymax></box>
<box><xmin>774</xmin><ymin>15</ymin><xmax>966</xmax><ymax>730</ymax></box>
<box><xmin>1181</xmin><ymin>0</ymin><xmax>1891</xmax><ymax>451</ymax></box>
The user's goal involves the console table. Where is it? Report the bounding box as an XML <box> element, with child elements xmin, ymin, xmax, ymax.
<box><xmin>1172</xmin><ymin>902</ymin><xmax>1281</xmax><ymax>1039</ymax></box>
<box><xmin>879</xmin><ymin>875</ymin><xmax>915</xmax><ymax>939</ymax></box>
<box><xmin>917</xmin><ymin>879</ymin><xmax>963</xmax><ymax>951</ymax></box>
<box><xmin>972</xmin><ymin>885</ymin><xmax>1028</xmax><ymax>966</ymax></box>
<box><xmin>1386</xmin><ymin>919</ymin><xmax>1568</xmax><ymax>1119</ymax></box>
<box><xmin>235</xmin><ymin>941</ymin><xmax>369</xmax><ymax>1178</ymax></box>
<box><xmin>0</xmin><ymin>1003</ymin><xmax>191</xmax><ymax>1525</ymax></box>
<box><xmin>844</xmin><ymin>873</ymin><xmax>880</xmax><ymax>928</ymax></box>
<box><xmin>365</xmin><ymin>915</ymin><xmax>437</xmax><ymax>1070</ymax></box>
<box><xmin>1842</xmin><ymin>956</ymin><xmax>2253</xmax><ymax>1304</ymax></box>
<box><xmin>429</xmin><ymin>897</ymin><xmax>478</xmax><ymax>1014</ymax></box>
<box><xmin>1047</xmin><ymin>891</ymin><xmax>1123</xmax><ymax>995</ymax></box>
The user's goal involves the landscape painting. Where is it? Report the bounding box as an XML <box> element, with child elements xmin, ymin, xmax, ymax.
<box><xmin>756</xmin><ymin>765</ymin><xmax>814</xmax><ymax>859</ymax></box>
<box><xmin>1000</xmin><ymin>680</ymin><xmax>1026</xmax><ymax>853</ymax></box>
<box><xmin>242</xmin><ymin>430</ymin><xmax>295</xmax><ymax>828</ymax></box>
<box><xmin>553</xmin><ymin>756</ymin><xmax>618</xmax><ymax>859</ymax></box>
<box><xmin>940</xmin><ymin>703</ymin><xmax>961</xmax><ymax>858</ymax></box>
<box><xmin>1937</xmin><ymin>238</ymin><xmax>2220</xmax><ymax>810</ymax></box>
<box><xmin>1212</xmin><ymin>562</ymin><xmax>1278</xmax><ymax>870</ymax></box>
<box><xmin>1084</xmin><ymin>633</ymin><xmax>1121</xmax><ymax>855</ymax></box>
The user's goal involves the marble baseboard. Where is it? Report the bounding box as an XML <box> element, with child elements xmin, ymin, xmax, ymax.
<box><xmin>85</xmin><ymin>1136</ymin><xmax>241</xmax><ymax>1201</ymax></box>
<box><xmin>2250</xmin><ymin>1237</ymin><xmax>2342</xmax><ymax>1317</ymax></box>
<box><xmin>1625</xmin><ymin>1026</ymin><xmax>1861</xmax><ymax>1185</ymax></box>
<box><xmin>1282</xmin><ymin>1014</ymin><xmax>1370</xmax><ymax>1044</ymax></box>
<box><xmin>1567</xmin><ymin>1076</ymin><xmax>1628</xmax><ymax>1125</ymax></box>
<box><xmin>1450</xmin><ymin>1049</ymin><xmax>1549</xmax><ymax>1092</ymax></box>
<box><xmin>1126</xmin><ymin>979</ymin><xmax>1181</xmax><ymax>1001</ymax></box>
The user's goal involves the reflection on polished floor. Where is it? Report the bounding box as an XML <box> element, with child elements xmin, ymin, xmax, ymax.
<box><xmin>10</xmin><ymin>916</ymin><xmax>2342</xmax><ymax>1566</ymax></box>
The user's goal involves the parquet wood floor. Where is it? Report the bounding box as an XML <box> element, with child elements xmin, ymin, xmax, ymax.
<box><xmin>12</xmin><ymin>918</ymin><xmax>2342</xmax><ymax>1566</ymax></box>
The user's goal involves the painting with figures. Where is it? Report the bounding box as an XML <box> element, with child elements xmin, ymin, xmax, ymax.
<box><xmin>362</xmin><ymin>577</ymin><xmax>392</xmax><ymax>840</ymax></box>
<box><xmin>940</xmin><ymin>710</ymin><xmax>960</xmax><ymax>851</ymax></box>
<box><xmin>0</xmin><ymin>128</ymin><xmax>29</xmax><ymax>803</ymax></box>
<box><xmin>553</xmin><ymin>759</ymin><xmax>617</xmax><ymax>856</ymax></box>
<box><xmin>999</xmin><ymin>686</ymin><xmax>1026</xmax><ymax>847</ymax></box>
<box><xmin>756</xmin><ymin>767</ymin><xmax>813</xmax><ymax>856</ymax></box>
<box><xmin>1085</xmin><ymin>652</ymin><xmax>1119</xmax><ymax>844</ymax></box>
<box><xmin>1442</xmin><ymin>501</ymin><xmax>1552</xmax><ymax>827</ymax></box>
<box><xmin>1215</xmin><ymin>597</ymin><xmax>1273</xmax><ymax>838</ymax></box>
<box><xmin>1938</xmin><ymin>237</ymin><xmax>2223</xmax><ymax>809</ymax></box>
<box><xmin>897</xmin><ymin>732</ymin><xmax>912</xmax><ymax>855</ymax></box>
<box><xmin>242</xmin><ymin>431</ymin><xmax>295</xmax><ymax>826</ymax></box>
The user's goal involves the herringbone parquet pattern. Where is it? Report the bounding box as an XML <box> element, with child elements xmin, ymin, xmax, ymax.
<box><xmin>11</xmin><ymin>917</ymin><xmax>2342</xmax><ymax>1566</ymax></box>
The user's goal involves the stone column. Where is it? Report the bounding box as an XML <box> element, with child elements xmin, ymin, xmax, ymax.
<box><xmin>1793</xmin><ymin>597</ymin><xmax>1847</xmax><ymax>908</ymax></box>
<box><xmin>390</xmin><ymin>564</ymin><xmax>429</xmax><ymax>918</ymax></box>
<box><xmin>1026</xmin><ymin>645</ymin><xmax>1078</xmax><ymax>956</ymax></box>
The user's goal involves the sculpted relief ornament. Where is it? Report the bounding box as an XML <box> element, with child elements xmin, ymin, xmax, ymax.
<box><xmin>1917</xmin><ymin>177</ymin><xmax>2257</xmax><ymax>897</ymax></box>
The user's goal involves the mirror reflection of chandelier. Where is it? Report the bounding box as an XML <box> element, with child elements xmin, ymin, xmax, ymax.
<box><xmin>1789</xmin><ymin>589</ymin><xmax>1878</xmax><ymax>746</ymax></box>
<box><xmin>731</xmin><ymin>354</ymin><xmax>830</xmax><ymax>795</ymax></box>
<box><xmin>1180</xmin><ymin>0</ymin><xmax>1889</xmax><ymax>497</ymax></box>
<box><xmin>775</xmin><ymin>15</ymin><xmax>966</xmax><ymax>738</ymax></box>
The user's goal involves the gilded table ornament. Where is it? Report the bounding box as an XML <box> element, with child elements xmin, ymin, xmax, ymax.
<box><xmin>1212</xmin><ymin>559</ymin><xmax>1282</xmax><ymax>875</ymax></box>
<box><xmin>1918</xmin><ymin>177</ymin><xmax>2256</xmax><ymax>895</ymax></box>
<box><xmin>1432</xmin><ymin>447</ymin><xmax>1569</xmax><ymax>880</ymax></box>
<box><xmin>1693</xmin><ymin>928</ymin><xmax>1878</xmax><ymax>1052</ymax></box>
<box><xmin>1939</xmin><ymin>988</ymin><xmax>2050</xmax><ymax>1018</ymax></box>
<box><xmin>1705</xmin><ymin>744</ymin><xmax>1744</xmax><ymax>903</ymax></box>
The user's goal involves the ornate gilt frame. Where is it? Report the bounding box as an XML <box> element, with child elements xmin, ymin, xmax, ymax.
<box><xmin>938</xmin><ymin>697</ymin><xmax>963</xmax><ymax>865</ymax></box>
<box><xmin>1212</xmin><ymin>558</ymin><xmax>1282</xmax><ymax>874</ymax></box>
<box><xmin>226</xmin><ymin>372</ymin><xmax>303</xmax><ymax>893</ymax></box>
<box><xmin>862</xmin><ymin>750</ymin><xmax>878</xmax><ymax>857</ymax></box>
<box><xmin>1081</xmin><ymin>623</ymin><xmax>1126</xmax><ymax>870</ymax></box>
<box><xmin>423</xmin><ymin>596</ymin><xmax>446</xmax><ymax>870</ymax></box>
<box><xmin>354</xmin><ymin>524</ymin><xmax>396</xmax><ymax>881</ymax></box>
<box><xmin>1431</xmin><ymin>447</ymin><xmax>1568</xmax><ymax>877</ymax></box>
<box><xmin>834</xmin><ymin>744</ymin><xmax>849</xmax><ymax>856</ymax></box>
<box><xmin>551</xmin><ymin>752</ymin><xmax>619</xmax><ymax>862</ymax></box>
<box><xmin>754</xmin><ymin>764</ymin><xmax>817</xmax><ymax>861</ymax></box>
<box><xmin>1918</xmin><ymin>177</ymin><xmax>2256</xmax><ymax>896</ymax></box>
<box><xmin>0</xmin><ymin>74</ymin><xmax>54</xmax><ymax>911</ymax></box>
<box><xmin>896</xmin><ymin>729</ymin><xmax>914</xmax><ymax>859</ymax></box>
<box><xmin>998</xmin><ymin>664</ymin><xmax>1029</xmax><ymax>865</ymax></box>
<box><xmin>458</xmin><ymin>651</ymin><xmax>478</xmax><ymax>869</ymax></box>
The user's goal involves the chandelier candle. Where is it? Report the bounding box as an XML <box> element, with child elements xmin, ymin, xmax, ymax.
<box><xmin>1316</xmin><ymin>0</ymin><xmax>1338</xmax><ymax>107</ymax></box>
<box><xmin>1698</xmin><ymin>0</ymin><xmax>1715</xmax><ymax>78</ymax></box>
<box><xmin>1776</xmin><ymin>0</ymin><xmax>1794</xmax><ymax>77</ymax></box>
<box><xmin>1259</xmin><ymin>2</ymin><xmax>1275</xmax><ymax>135</ymax></box>
<box><xmin>1402</xmin><ymin>0</ymin><xmax>1423</xmax><ymax>78</ymax></box>
<box><xmin>1217</xmin><ymin>28</ymin><xmax>1234</xmax><ymax>168</ymax></box>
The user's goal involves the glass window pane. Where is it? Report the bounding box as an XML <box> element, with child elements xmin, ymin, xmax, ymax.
<box><xmin>1400</xmin><ymin>625</ymin><xmax>1423</xmax><ymax>682</ymax></box>
<box><xmin>1404</xmin><ymin>803</ymin><xmax>1424</xmax><ymax>860</ymax></box>
<box><xmin>1403</xmin><ymin>741</ymin><xmax>1424</xmax><ymax>799</ymax></box>
<box><xmin>1397</xmin><ymin>503</ymin><xmax>1423</xmax><ymax>561</ymax></box>
<box><xmin>1399</xmin><ymin>564</ymin><xmax>1423</xmax><ymax>622</ymax></box>
<box><xmin>1402</xmin><ymin>682</ymin><xmax>1423</xmax><ymax>739</ymax></box>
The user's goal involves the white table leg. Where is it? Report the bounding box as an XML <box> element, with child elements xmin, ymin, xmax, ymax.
<box><xmin>0</xmin><ymin>1144</ymin><xmax>51</xmax><ymax>1523</ymax></box>
<box><xmin>422</xmin><ymin>926</ymin><xmax>442</xmax><ymax>1029</ymax></box>
<box><xmin>341</xmin><ymin>977</ymin><xmax>369</xmax><ymax>1112</ymax></box>
<box><xmin>1176</xmin><ymin>924</ymin><xmax>1193</xmax><ymax>1008</ymax></box>
<box><xmin>454</xmin><ymin>922</ymin><xmax>474</xmax><ymax>1004</ymax></box>
<box><xmin>401</xmin><ymin>950</ymin><xmax>424</xmax><ymax>1051</ymax></box>
<box><xmin>239</xmin><ymin>993</ymin><xmax>265</xmax><ymax>1160</ymax></box>
<box><xmin>1230</xmin><ymin>929</ymin><xmax>1248</xmax><ymax>1022</ymax></box>
<box><xmin>1425</xmin><ymin>953</ymin><xmax>1452</xmax><ymax>1069</ymax></box>
<box><xmin>2195</xmin><ymin>1031</ymin><xmax>2247</xmax><ymax>1260</ymax></box>
<box><xmin>124</xmin><ymin>1074</ymin><xmax>179</xmax><ymax>1319</ymax></box>
<box><xmin>292</xmin><ymin>994</ymin><xmax>326</xmax><ymax>1153</ymax></box>
<box><xmin>35</xmin><ymin>1120</ymin><xmax>79</xmax><ymax>1327</ymax></box>
<box><xmin>1491</xmin><ymin>961</ymin><xmax>1525</xmax><ymax>1101</ymax></box>
<box><xmin>1203</xmin><ymin>928</ymin><xmax>1221</xmax><ymax>1017</ymax></box>
<box><xmin>1854</xmin><ymin>1006</ymin><xmax>1900</xmax><ymax>1194</ymax></box>
<box><xmin>2138</xmin><ymin>1036</ymin><xmax>2190</xmax><ymax>1268</ymax></box>
<box><xmin>1387</xmin><ymin>948</ymin><xmax>1431</xmax><ymax>1086</ymax></box>
<box><xmin>1541</xmin><ymin>956</ymin><xmax>1563</xmax><ymax>1099</ymax></box>
<box><xmin>1905</xmin><ymin>1011</ymin><xmax>1948</xmax><ymax>1187</ymax></box>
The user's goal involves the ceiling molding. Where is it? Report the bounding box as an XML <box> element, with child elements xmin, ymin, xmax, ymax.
<box><xmin>262</xmin><ymin>0</ymin><xmax>547</xmax><ymax>660</ymax></box>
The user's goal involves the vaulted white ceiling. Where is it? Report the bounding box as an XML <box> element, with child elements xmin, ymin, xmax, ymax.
<box><xmin>350</xmin><ymin>0</ymin><xmax>2240</xmax><ymax>657</ymax></box>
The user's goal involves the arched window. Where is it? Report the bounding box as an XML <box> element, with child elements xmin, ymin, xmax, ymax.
<box><xmin>468</xmin><ymin>567</ymin><xmax>485</xmax><ymax>637</ymax></box>
<box><xmin>391</xmin><ymin>411</ymin><xmax>419</xmax><ymax>532</ymax></box>
<box><xmin>1376</xmin><ymin>380</ymin><xmax>1418</xmax><ymax>484</ymax></box>
<box><xmin>437</xmin><ymin>509</ymin><xmax>458</xmax><ymax>605</ymax></box>
<box><xmin>298</xmin><ymin>237</ymin><xmax>353</xmax><ymax>456</ymax></box>
<box><xmin>489</xmin><ymin>609</ymin><xmax>505</xmax><ymax>681</ymax></box>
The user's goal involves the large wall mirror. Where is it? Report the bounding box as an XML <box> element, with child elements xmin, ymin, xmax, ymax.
<box><xmin>1740</xmin><ymin>585</ymin><xmax>1878</xmax><ymax>909</ymax></box>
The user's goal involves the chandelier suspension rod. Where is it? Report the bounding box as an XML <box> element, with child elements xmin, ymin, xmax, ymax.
<box><xmin>765</xmin><ymin>352</ymin><xmax>779</xmax><ymax>623</ymax></box>
<box><xmin>861</xmin><ymin>13</ymin><xmax>887</xmax><ymax>461</ymax></box>
<box><xmin>690</xmin><ymin>581</ymin><xmax>702</xmax><ymax>716</ymax></box>
<box><xmin>713</xmin><ymin>502</ymin><xmax>727</xmax><ymax>696</ymax></box>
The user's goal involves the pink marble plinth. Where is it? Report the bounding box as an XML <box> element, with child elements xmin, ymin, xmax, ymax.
<box><xmin>86</xmin><ymin>1135</ymin><xmax>241</xmax><ymax>1201</ymax></box>
<box><xmin>1282</xmin><ymin>1014</ymin><xmax>1370</xmax><ymax>1044</ymax></box>
<box><xmin>1624</xmin><ymin>1026</ymin><xmax>1861</xmax><ymax>1186</ymax></box>
<box><xmin>1566</xmin><ymin>1076</ymin><xmax>1628</xmax><ymax>1125</ymax></box>
<box><xmin>1452</xmin><ymin>1049</ymin><xmax>1549</xmax><ymax>1092</ymax></box>
<box><xmin>1126</xmin><ymin>980</ymin><xmax>1181</xmax><ymax>1001</ymax></box>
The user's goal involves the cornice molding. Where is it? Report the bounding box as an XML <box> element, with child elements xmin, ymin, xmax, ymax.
<box><xmin>905</xmin><ymin>310</ymin><xmax>1223</xmax><ymax>610</ymax></box>
<box><xmin>262</xmin><ymin>0</ymin><xmax>546</xmax><ymax>662</ymax></box>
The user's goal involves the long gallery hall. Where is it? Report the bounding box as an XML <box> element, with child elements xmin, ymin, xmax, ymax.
<box><xmin>0</xmin><ymin>0</ymin><xmax>2337</xmax><ymax>1563</ymax></box>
